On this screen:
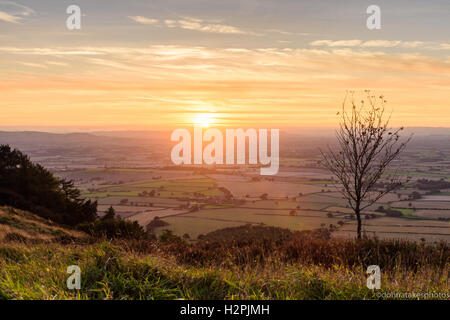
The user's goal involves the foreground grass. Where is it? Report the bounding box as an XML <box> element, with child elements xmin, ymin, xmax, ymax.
<box><xmin>0</xmin><ymin>242</ymin><xmax>448</xmax><ymax>300</ymax></box>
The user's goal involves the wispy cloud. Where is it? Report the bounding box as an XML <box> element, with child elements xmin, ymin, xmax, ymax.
<box><xmin>265</xmin><ymin>29</ymin><xmax>293</xmax><ymax>35</ymax></box>
<box><xmin>45</xmin><ymin>61</ymin><xmax>69</xmax><ymax>66</ymax></box>
<box><xmin>439</xmin><ymin>43</ymin><xmax>450</xmax><ymax>50</ymax></box>
<box><xmin>3</xmin><ymin>45</ymin><xmax>450</xmax><ymax>128</ymax></box>
<box><xmin>176</xmin><ymin>18</ymin><xmax>250</xmax><ymax>34</ymax></box>
<box><xmin>310</xmin><ymin>40</ymin><xmax>362</xmax><ymax>47</ymax></box>
<box><xmin>0</xmin><ymin>1</ymin><xmax>34</xmax><ymax>24</ymax></box>
<box><xmin>0</xmin><ymin>10</ymin><xmax>20</xmax><ymax>23</ymax></box>
<box><xmin>16</xmin><ymin>61</ymin><xmax>47</xmax><ymax>68</ymax></box>
<box><xmin>310</xmin><ymin>39</ymin><xmax>425</xmax><ymax>48</ymax></box>
<box><xmin>0</xmin><ymin>47</ymin><xmax>104</xmax><ymax>56</ymax></box>
<box><xmin>4</xmin><ymin>45</ymin><xmax>450</xmax><ymax>79</ymax></box>
<box><xmin>164</xmin><ymin>19</ymin><xmax>177</xmax><ymax>28</ymax></box>
<box><xmin>265</xmin><ymin>29</ymin><xmax>310</xmax><ymax>36</ymax></box>
<box><xmin>128</xmin><ymin>15</ymin><xmax>255</xmax><ymax>35</ymax></box>
<box><xmin>128</xmin><ymin>16</ymin><xmax>159</xmax><ymax>25</ymax></box>
<box><xmin>362</xmin><ymin>40</ymin><xmax>424</xmax><ymax>48</ymax></box>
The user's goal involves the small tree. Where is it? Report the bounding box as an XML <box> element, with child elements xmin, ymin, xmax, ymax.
<box><xmin>102</xmin><ymin>206</ymin><xmax>116</xmax><ymax>220</ymax></box>
<box><xmin>320</xmin><ymin>91</ymin><xmax>410</xmax><ymax>239</ymax></box>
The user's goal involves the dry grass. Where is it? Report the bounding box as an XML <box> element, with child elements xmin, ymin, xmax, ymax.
<box><xmin>0</xmin><ymin>239</ymin><xmax>447</xmax><ymax>300</ymax></box>
<box><xmin>0</xmin><ymin>206</ymin><xmax>88</xmax><ymax>243</ymax></box>
<box><xmin>0</xmin><ymin>209</ymin><xmax>448</xmax><ymax>300</ymax></box>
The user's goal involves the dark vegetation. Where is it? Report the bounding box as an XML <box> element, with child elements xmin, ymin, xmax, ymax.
<box><xmin>0</xmin><ymin>145</ymin><xmax>96</xmax><ymax>225</ymax></box>
<box><xmin>147</xmin><ymin>216</ymin><xmax>169</xmax><ymax>233</ymax></box>
<box><xmin>416</xmin><ymin>178</ymin><xmax>450</xmax><ymax>193</ymax></box>
<box><xmin>152</xmin><ymin>225</ymin><xmax>448</xmax><ymax>272</ymax></box>
<box><xmin>77</xmin><ymin>206</ymin><xmax>146</xmax><ymax>239</ymax></box>
<box><xmin>375</xmin><ymin>206</ymin><xmax>403</xmax><ymax>217</ymax></box>
<box><xmin>0</xmin><ymin>145</ymin><xmax>144</xmax><ymax>238</ymax></box>
<box><xmin>408</xmin><ymin>191</ymin><xmax>422</xmax><ymax>200</ymax></box>
<box><xmin>77</xmin><ymin>219</ymin><xmax>145</xmax><ymax>240</ymax></box>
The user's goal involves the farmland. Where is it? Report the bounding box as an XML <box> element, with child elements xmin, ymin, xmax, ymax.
<box><xmin>1</xmin><ymin>130</ymin><xmax>450</xmax><ymax>302</ymax></box>
<box><xmin>55</xmin><ymin>163</ymin><xmax>450</xmax><ymax>243</ymax></box>
<box><xmin>3</xmin><ymin>129</ymin><xmax>447</xmax><ymax>244</ymax></box>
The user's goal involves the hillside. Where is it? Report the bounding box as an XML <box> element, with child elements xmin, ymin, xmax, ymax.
<box><xmin>0</xmin><ymin>214</ymin><xmax>448</xmax><ymax>300</ymax></box>
<box><xmin>0</xmin><ymin>206</ymin><xmax>88</xmax><ymax>243</ymax></box>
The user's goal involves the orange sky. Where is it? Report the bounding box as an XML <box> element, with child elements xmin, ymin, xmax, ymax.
<box><xmin>1</xmin><ymin>2</ymin><xmax>450</xmax><ymax>130</ymax></box>
<box><xmin>2</xmin><ymin>45</ymin><xmax>450</xmax><ymax>129</ymax></box>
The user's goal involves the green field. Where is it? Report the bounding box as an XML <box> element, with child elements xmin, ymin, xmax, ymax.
<box><xmin>154</xmin><ymin>206</ymin><xmax>342</xmax><ymax>239</ymax></box>
<box><xmin>84</xmin><ymin>178</ymin><xmax>224</xmax><ymax>199</ymax></box>
<box><xmin>73</xmin><ymin>169</ymin><xmax>450</xmax><ymax>243</ymax></box>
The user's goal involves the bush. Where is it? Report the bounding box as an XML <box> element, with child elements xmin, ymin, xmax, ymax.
<box><xmin>156</xmin><ymin>225</ymin><xmax>448</xmax><ymax>272</ymax></box>
<box><xmin>159</xmin><ymin>229</ymin><xmax>183</xmax><ymax>243</ymax></box>
<box><xmin>146</xmin><ymin>216</ymin><xmax>169</xmax><ymax>233</ymax></box>
<box><xmin>409</xmin><ymin>191</ymin><xmax>422</xmax><ymax>200</ymax></box>
<box><xmin>375</xmin><ymin>206</ymin><xmax>402</xmax><ymax>217</ymax></box>
<box><xmin>78</xmin><ymin>219</ymin><xmax>146</xmax><ymax>240</ymax></box>
<box><xmin>102</xmin><ymin>206</ymin><xmax>116</xmax><ymax>220</ymax></box>
<box><xmin>416</xmin><ymin>179</ymin><xmax>450</xmax><ymax>191</ymax></box>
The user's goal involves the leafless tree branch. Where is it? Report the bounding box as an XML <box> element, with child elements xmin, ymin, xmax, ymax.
<box><xmin>320</xmin><ymin>91</ymin><xmax>411</xmax><ymax>239</ymax></box>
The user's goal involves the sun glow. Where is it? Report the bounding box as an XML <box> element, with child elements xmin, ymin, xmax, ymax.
<box><xmin>192</xmin><ymin>113</ymin><xmax>216</xmax><ymax>127</ymax></box>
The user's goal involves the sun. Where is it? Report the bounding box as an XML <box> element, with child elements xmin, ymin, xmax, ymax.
<box><xmin>193</xmin><ymin>113</ymin><xmax>215</xmax><ymax>128</ymax></box>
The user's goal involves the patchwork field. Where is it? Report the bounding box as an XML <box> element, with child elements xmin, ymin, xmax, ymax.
<box><xmin>154</xmin><ymin>208</ymin><xmax>343</xmax><ymax>239</ymax></box>
<box><xmin>413</xmin><ymin>209</ymin><xmax>450</xmax><ymax>219</ymax></box>
<box><xmin>125</xmin><ymin>208</ymin><xmax>188</xmax><ymax>227</ymax></box>
<box><xmin>391</xmin><ymin>201</ymin><xmax>450</xmax><ymax>209</ymax></box>
<box><xmin>217</xmin><ymin>180</ymin><xmax>326</xmax><ymax>197</ymax></box>
<box><xmin>56</xmin><ymin>163</ymin><xmax>450</xmax><ymax>243</ymax></box>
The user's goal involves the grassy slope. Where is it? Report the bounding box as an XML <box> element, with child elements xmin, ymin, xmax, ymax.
<box><xmin>0</xmin><ymin>206</ymin><xmax>88</xmax><ymax>242</ymax></box>
<box><xmin>0</xmin><ymin>242</ymin><xmax>448</xmax><ymax>300</ymax></box>
<box><xmin>0</xmin><ymin>207</ymin><xmax>448</xmax><ymax>300</ymax></box>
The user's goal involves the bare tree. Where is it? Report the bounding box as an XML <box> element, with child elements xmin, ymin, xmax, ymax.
<box><xmin>320</xmin><ymin>91</ymin><xmax>411</xmax><ymax>239</ymax></box>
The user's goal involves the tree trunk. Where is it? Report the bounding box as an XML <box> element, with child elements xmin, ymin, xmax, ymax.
<box><xmin>355</xmin><ymin>206</ymin><xmax>362</xmax><ymax>239</ymax></box>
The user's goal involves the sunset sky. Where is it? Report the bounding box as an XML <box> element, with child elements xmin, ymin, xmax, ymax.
<box><xmin>1</xmin><ymin>0</ymin><xmax>450</xmax><ymax>131</ymax></box>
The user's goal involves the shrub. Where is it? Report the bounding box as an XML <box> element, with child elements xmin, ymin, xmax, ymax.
<box><xmin>78</xmin><ymin>219</ymin><xmax>146</xmax><ymax>240</ymax></box>
<box><xmin>102</xmin><ymin>206</ymin><xmax>116</xmax><ymax>220</ymax></box>
<box><xmin>159</xmin><ymin>229</ymin><xmax>183</xmax><ymax>243</ymax></box>
<box><xmin>146</xmin><ymin>217</ymin><xmax>169</xmax><ymax>233</ymax></box>
<box><xmin>375</xmin><ymin>206</ymin><xmax>402</xmax><ymax>217</ymax></box>
<box><xmin>157</xmin><ymin>225</ymin><xmax>448</xmax><ymax>272</ymax></box>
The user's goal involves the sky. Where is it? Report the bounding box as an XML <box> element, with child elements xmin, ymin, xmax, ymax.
<box><xmin>1</xmin><ymin>0</ymin><xmax>450</xmax><ymax>131</ymax></box>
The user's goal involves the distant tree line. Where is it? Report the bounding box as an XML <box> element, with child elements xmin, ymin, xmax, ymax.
<box><xmin>375</xmin><ymin>206</ymin><xmax>403</xmax><ymax>217</ymax></box>
<box><xmin>415</xmin><ymin>179</ymin><xmax>450</xmax><ymax>193</ymax></box>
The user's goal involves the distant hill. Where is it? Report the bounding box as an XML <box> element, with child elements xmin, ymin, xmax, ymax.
<box><xmin>403</xmin><ymin>127</ymin><xmax>450</xmax><ymax>136</ymax></box>
<box><xmin>0</xmin><ymin>131</ymin><xmax>132</xmax><ymax>148</ymax></box>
